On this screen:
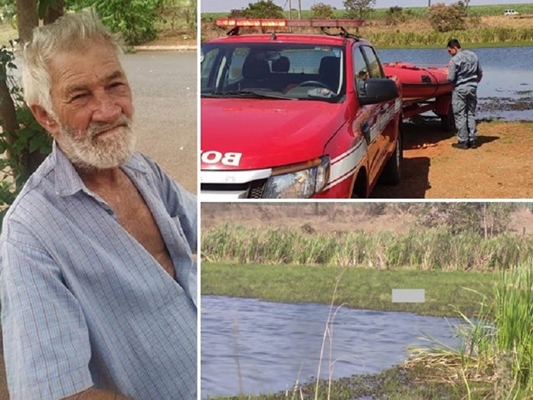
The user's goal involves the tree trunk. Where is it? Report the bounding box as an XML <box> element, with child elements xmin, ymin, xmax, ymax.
<box><xmin>44</xmin><ymin>0</ymin><xmax>64</xmax><ymax>25</ymax></box>
<box><xmin>16</xmin><ymin>0</ymin><xmax>48</xmax><ymax>178</ymax></box>
<box><xmin>0</xmin><ymin>73</ymin><xmax>18</xmax><ymax>148</ymax></box>
<box><xmin>16</xmin><ymin>0</ymin><xmax>38</xmax><ymax>44</ymax></box>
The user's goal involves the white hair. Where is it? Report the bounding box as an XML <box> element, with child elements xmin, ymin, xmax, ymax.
<box><xmin>21</xmin><ymin>8</ymin><xmax>123</xmax><ymax>113</ymax></box>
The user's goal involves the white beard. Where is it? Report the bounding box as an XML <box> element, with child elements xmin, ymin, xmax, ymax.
<box><xmin>56</xmin><ymin>115</ymin><xmax>136</xmax><ymax>170</ymax></box>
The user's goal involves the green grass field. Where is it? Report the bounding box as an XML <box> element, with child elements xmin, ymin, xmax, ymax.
<box><xmin>202</xmin><ymin>263</ymin><xmax>496</xmax><ymax>317</ymax></box>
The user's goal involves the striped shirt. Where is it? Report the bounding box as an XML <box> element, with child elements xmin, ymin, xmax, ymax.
<box><xmin>448</xmin><ymin>49</ymin><xmax>483</xmax><ymax>87</ymax></box>
<box><xmin>0</xmin><ymin>143</ymin><xmax>197</xmax><ymax>400</ymax></box>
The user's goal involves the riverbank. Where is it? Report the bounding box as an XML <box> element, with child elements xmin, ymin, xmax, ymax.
<box><xmin>206</xmin><ymin>365</ymin><xmax>484</xmax><ymax>399</ymax></box>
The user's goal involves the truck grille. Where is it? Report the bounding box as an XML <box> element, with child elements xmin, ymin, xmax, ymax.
<box><xmin>201</xmin><ymin>179</ymin><xmax>268</xmax><ymax>199</ymax></box>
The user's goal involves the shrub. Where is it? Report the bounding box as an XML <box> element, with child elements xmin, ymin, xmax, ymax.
<box><xmin>428</xmin><ymin>2</ymin><xmax>467</xmax><ymax>32</ymax></box>
<box><xmin>311</xmin><ymin>2</ymin><xmax>335</xmax><ymax>19</ymax></box>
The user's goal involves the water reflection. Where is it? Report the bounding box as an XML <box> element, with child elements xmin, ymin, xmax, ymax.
<box><xmin>378</xmin><ymin>46</ymin><xmax>533</xmax><ymax>121</ymax></box>
<box><xmin>201</xmin><ymin>296</ymin><xmax>461</xmax><ymax>398</ymax></box>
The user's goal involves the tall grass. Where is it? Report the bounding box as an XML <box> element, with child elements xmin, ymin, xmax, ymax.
<box><xmin>365</xmin><ymin>27</ymin><xmax>533</xmax><ymax>48</ymax></box>
<box><xmin>407</xmin><ymin>264</ymin><xmax>533</xmax><ymax>398</ymax></box>
<box><xmin>202</xmin><ymin>224</ymin><xmax>533</xmax><ymax>272</ymax></box>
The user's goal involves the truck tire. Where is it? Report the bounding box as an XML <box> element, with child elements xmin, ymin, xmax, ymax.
<box><xmin>379</xmin><ymin>129</ymin><xmax>402</xmax><ymax>185</ymax></box>
<box><xmin>440</xmin><ymin>104</ymin><xmax>456</xmax><ymax>132</ymax></box>
<box><xmin>351</xmin><ymin>170</ymin><xmax>367</xmax><ymax>198</ymax></box>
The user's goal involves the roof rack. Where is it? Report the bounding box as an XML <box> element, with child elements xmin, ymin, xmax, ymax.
<box><xmin>216</xmin><ymin>18</ymin><xmax>364</xmax><ymax>38</ymax></box>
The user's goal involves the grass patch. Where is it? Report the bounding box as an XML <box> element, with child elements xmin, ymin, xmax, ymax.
<box><xmin>202</xmin><ymin>224</ymin><xmax>533</xmax><ymax>272</ymax></box>
<box><xmin>202</xmin><ymin>263</ymin><xmax>496</xmax><ymax>318</ymax></box>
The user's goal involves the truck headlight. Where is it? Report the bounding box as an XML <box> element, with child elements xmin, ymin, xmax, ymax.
<box><xmin>262</xmin><ymin>157</ymin><xmax>330</xmax><ymax>198</ymax></box>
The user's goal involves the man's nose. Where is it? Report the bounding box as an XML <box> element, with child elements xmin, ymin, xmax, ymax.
<box><xmin>92</xmin><ymin>91</ymin><xmax>121</xmax><ymax>122</ymax></box>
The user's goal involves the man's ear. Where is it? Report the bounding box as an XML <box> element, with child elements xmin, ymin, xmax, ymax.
<box><xmin>30</xmin><ymin>104</ymin><xmax>59</xmax><ymax>136</ymax></box>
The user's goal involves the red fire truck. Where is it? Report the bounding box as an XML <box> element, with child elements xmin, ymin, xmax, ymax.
<box><xmin>201</xmin><ymin>18</ymin><xmax>403</xmax><ymax>199</ymax></box>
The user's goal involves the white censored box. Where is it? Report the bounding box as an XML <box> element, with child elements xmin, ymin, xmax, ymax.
<box><xmin>392</xmin><ymin>289</ymin><xmax>425</xmax><ymax>303</ymax></box>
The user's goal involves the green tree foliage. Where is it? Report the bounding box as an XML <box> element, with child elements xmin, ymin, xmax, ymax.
<box><xmin>67</xmin><ymin>0</ymin><xmax>162</xmax><ymax>45</ymax></box>
<box><xmin>311</xmin><ymin>2</ymin><xmax>335</xmax><ymax>19</ymax></box>
<box><xmin>428</xmin><ymin>2</ymin><xmax>467</xmax><ymax>32</ymax></box>
<box><xmin>229</xmin><ymin>0</ymin><xmax>283</xmax><ymax>19</ymax></box>
<box><xmin>228</xmin><ymin>8</ymin><xmax>246</xmax><ymax>18</ymax></box>
<box><xmin>343</xmin><ymin>0</ymin><xmax>376</xmax><ymax>19</ymax></box>
<box><xmin>159</xmin><ymin>0</ymin><xmax>197</xmax><ymax>30</ymax></box>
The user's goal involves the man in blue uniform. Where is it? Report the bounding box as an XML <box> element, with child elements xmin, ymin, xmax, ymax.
<box><xmin>447</xmin><ymin>39</ymin><xmax>483</xmax><ymax>149</ymax></box>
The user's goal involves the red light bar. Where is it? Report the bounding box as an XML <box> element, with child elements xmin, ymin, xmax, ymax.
<box><xmin>216</xmin><ymin>18</ymin><xmax>364</xmax><ymax>29</ymax></box>
<box><xmin>216</xmin><ymin>18</ymin><xmax>287</xmax><ymax>27</ymax></box>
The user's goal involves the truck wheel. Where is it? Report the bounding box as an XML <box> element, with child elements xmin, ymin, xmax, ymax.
<box><xmin>441</xmin><ymin>104</ymin><xmax>455</xmax><ymax>132</ymax></box>
<box><xmin>351</xmin><ymin>170</ymin><xmax>367</xmax><ymax>198</ymax></box>
<box><xmin>379</xmin><ymin>129</ymin><xmax>402</xmax><ymax>185</ymax></box>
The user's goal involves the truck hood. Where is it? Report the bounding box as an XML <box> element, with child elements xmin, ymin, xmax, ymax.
<box><xmin>201</xmin><ymin>98</ymin><xmax>347</xmax><ymax>170</ymax></box>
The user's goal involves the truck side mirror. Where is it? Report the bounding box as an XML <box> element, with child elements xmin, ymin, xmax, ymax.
<box><xmin>358</xmin><ymin>78</ymin><xmax>399</xmax><ymax>105</ymax></box>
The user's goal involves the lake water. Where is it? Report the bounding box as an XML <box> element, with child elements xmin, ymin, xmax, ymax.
<box><xmin>201</xmin><ymin>296</ymin><xmax>462</xmax><ymax>398</ymax></box>
<box><xmin>378</xmin><ymin>46</ymin><xmax>533</xmax><ymax>121</ymax></box>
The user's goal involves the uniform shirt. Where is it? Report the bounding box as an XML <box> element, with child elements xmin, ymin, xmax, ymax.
<box><xmin>448</xmin><ymin>49</ymin><xmax>483</xmax><ymax>87</ymax></box>
<box><xmin>0</xmin><ymin>143</ymin><xmax>197</xmax><ymax>400</ymax></box>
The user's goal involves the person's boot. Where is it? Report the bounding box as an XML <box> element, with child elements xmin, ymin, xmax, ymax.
<box><xmin>452</xmin><ymin>141</ymin><xmax>468</xmax><ymax>149</ymax></box>
<box><xmin>468</xmin><ymin>140</ymin><xmax>478</xmax><ymax>149</ymax></box>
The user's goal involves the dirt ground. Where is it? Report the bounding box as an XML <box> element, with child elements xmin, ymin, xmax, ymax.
<box><xmin>371</xmin><ymin>120</ymin><xmax>533</xmax><ymax>199</ymax></box>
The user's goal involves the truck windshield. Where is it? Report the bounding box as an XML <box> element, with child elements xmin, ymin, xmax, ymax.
<box><xmin>201</xmin><ymin>42</ymin><xmax>346</xmax><ymax>101</ymax></box>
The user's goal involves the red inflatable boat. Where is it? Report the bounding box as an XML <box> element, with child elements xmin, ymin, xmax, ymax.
<box><xmin>382</xmin><ymin>62</ymin><xmax>456</xmax><ymax>131</ymax></box>
<box><xmin>383</xmin><ymin>62</ymin><xmax>453</xmax><ymax>103</ymax></box>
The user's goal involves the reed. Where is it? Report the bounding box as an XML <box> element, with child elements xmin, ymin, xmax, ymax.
<box><xmin>364</xmin><ymin>27</ymin><xmax>533</xmax><ymax>48</ymax></box>
<box><xmin>406</xmin><ymin>264</ymin><xmax>533</xmax><ymax>398</ymax></box>
<box><xmin>202</xmin><ymin>224</ymin><xmax>533</xmax><ymax>272</ymax></box>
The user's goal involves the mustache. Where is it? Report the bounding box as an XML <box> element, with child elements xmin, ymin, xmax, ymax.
<box><xmin>88</xmin><ymin>115</ymin><xmax>132</xmax><ymax>138</ymax></box>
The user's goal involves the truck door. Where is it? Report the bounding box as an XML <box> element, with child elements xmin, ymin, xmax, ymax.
<box><xmin>359</xmin><ymin>45</ymin><xmax>398</xmax><ymax>185</ymax></box>
<box><xmin>352</xmin><ymin>45</ymin><xmax>382</xmax><ymax>187</ymax></box>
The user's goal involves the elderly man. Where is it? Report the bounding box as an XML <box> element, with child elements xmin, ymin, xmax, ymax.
<box><xmin>447</xmin><ymin>38</ymin><xmax>483</xmax><ymax>149</ymax></box>
<box><xmin>0</xmin><ymin>10</ymin><xmax>197</xmax><ymax>400</ymax></box>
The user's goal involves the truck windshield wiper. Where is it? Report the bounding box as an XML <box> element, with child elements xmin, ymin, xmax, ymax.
<box><xmin>202</xmin><ymin>90</ymin><xmax>296</xmax><ymax>100</ymax></box>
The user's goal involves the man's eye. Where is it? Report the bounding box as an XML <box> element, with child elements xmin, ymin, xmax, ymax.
<box><xmin>71</xmin><ymin>93</ymin><xmax>88</xmax><ymax>101</ymax></box>
<box><xmin>109</xmin><ymin>82</ymin><xmax>125</xmax><ymax>89</ymax></box>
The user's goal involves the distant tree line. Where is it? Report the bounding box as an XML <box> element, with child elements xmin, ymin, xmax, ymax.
<box><xmin>220</xmin><ymin>0</ymin><xmax>475</xmax><ymax>33</ymax></box>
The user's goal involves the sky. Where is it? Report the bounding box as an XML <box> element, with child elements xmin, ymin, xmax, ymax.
<box><xmin>202</xmin><ymin>0</ymin><xmax>532</xmax><ymax>13</ymax></box>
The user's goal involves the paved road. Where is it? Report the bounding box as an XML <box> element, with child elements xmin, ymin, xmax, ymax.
<box><xmin>122</xmin><ymin>50</ymin><xmax>197</xmax><ymax>194</ymax></box>
<box><xmin>0</xmin><ymin>50</ymin><xmax>197</xmax><ymax>399</ymax></box>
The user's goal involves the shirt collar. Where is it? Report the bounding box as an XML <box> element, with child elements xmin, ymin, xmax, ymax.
<box><xmin>52</xmin><ymin>141</ymin><xmax>148</xmax><ymax>197</ymax></box>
